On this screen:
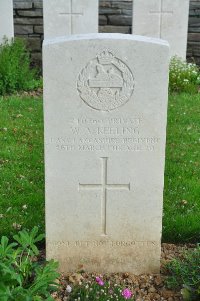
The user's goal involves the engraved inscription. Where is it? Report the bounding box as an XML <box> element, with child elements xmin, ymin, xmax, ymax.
<box><xmin>149</xmin><ymin>0</ymin><xmax>173</xmax><ymax>38</ymax></box>
<box><xmin>79</xmin><ymin>157</ymin><xmax>130</xmax><ymax>236</ymax></box>
<box><xmin>48</xmin><ymin>116</ymin><xmax>161</xmax><ymax>152</ymax></box>
<box><xmin>48</xmin><ymin>240</ymin><xmax>158</xmax><ymax>248</ymax></box>
<box><xmin>59</xmin><ymin>0</ymin><xmax>83</xmax><ymax>34</ymax></box>
<box><xmin>77</xmin><ymin>50</ymin><xmax>134</xmax><ymax>111</ymax></box>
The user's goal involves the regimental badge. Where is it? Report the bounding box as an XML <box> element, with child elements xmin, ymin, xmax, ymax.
<box><xmin>77</xmin><ymin>50</ymin><xmax>135</xmax><ymax>111</ymax></box>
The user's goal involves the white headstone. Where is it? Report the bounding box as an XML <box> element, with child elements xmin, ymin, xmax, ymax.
<box><xmin>0</xmin><ymin>0</ymin><xmax>14</xmax><ymax>44</ymax></box>
<box><xmin>132</xmin><ymin>0</ymin><xmax>190</xmax><ymax>58</ymax></box>
<box><xmin>44</xmin><ymin>33</ymin><xmax>169</xmax><ymax>274</ymax></box>
<box><xmin>43</xmin><ymin>0</ymin><xmax>99</xmax><ymax>39</ymax></box>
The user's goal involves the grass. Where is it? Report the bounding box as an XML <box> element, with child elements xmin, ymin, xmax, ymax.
<box><xmin>0</xmin><ymin>92</ymin><xmax>199</xmax><ymax>243</ymax></box>
<box><xmin>0</xmin><ymin>95</ymin><xmax>44</xmax><ymax>238</ymax></box>
<box><xmin>163</xmin><ymin>93</ymin><xmax>200</xmax><ymax>243</ymax></box>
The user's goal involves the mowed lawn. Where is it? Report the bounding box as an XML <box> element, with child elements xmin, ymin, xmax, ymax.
<box><xmin>0</xmin><ymin>95</ymin><xmax>44</xmax><ymax>238</ymax></box>
<box><xmin>163</xmin><ymin>93</ymin><xmax>200</xmax><ymax>242</ymax></box>
<box><xmin>0</xmin><ymin>93</ymin><xmax>199</xmax><ymax>242</ymax></box>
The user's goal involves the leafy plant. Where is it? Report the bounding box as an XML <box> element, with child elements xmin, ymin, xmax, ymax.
<box><xmin>67</xmin><ymin>276</ymin><xmax>134</xmax><ymax>300</ymax></box>
<box><xmin>0</xmin><ymin>38</ymin><xmax>42</xmax><ymax>95</ymax></box>
<box><xmin>169</xmin><ymin>56</ymin><xmax>200</xmax><ymax>93</ymax></box>
<box><xmin>0</xmin><ymin>227</ymin><xmax>59</xmax><ymax>301</ymax></box>
<box><xmin>165</xmin><ymin>245</ymin><xmax>200</xmax><ymax>300</ymax></box>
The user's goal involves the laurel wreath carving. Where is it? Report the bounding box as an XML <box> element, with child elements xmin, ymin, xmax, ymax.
<box><xmin>77</xmin><ymin>53</ymin><xmax>134</xmax><ymax>111</ymax></box>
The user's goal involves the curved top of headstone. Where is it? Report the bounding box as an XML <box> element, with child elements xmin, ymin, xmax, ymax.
<box><xmin>43</xmin><ymin>33</ymin><xmax>170</xmax><ymax>47</ymax></box>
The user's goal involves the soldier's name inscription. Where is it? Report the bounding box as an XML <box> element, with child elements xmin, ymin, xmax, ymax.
<box><xmin>48</xmin><ymin>116</ymin><xmax>160</xmax><ymax>152</ymax></box>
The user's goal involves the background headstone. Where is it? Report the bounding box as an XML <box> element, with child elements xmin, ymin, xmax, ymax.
<box><xmin>132</xmin><ymin>0</ymin><xmax>190</xmax><ymax>58</ymax></box>
<box><xmin>0</xmin><ymin>0</ymin><xmax>14</xmax><ymax>44</ymax></box>
<box><xmin>44</xmin><ymin>33</ymin><xmax>169</xmax><ymax>274</ymax></box>
<box><xmin>43</xmin><ymin>0</ymin><xmax>98</xmax><ymax>39</ymax></box>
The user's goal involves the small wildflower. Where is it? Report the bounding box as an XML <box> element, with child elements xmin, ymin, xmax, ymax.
<box><xmin>22</xmin><ymin>204</ymin><xmax>28</xmax><ymax>210</ymax></box>
<box><xmin>66</xmin><ymin>285</ymin><xmax>72</xmax><ymax>293</ymax></box>
<box><xmin>12</xmin><ymin>223</ymin><xmax>22</xmax><ymax>230</ymax></box>
<box><xmin>16</xmin><ymin>114</ymin><xmax>23</xmax><ymax>118</ymax></box>
<box><xmin>122</xmin><ymin>288</ymin><xmax>132</xmax><ymax>299</ymax></box>
<box><xmin>181</xmin><ymin>200</ymin><xmax>188</xmax><ymax>205</ymax></box>
<box><xmin>96</xmin><ymin>276</ymin><xmax>104</xmax><ymax>286</ymax></box>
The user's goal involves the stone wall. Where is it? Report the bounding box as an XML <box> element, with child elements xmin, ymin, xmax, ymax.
<box><xmin>187</xmin><ymin>0</ymin><xmax>200</xmax><ymax>65</ymax></box>
<box><xmin>13</xmin><ymin>0</ymin><xmax>200</xmax><ymax>66</ymax></box>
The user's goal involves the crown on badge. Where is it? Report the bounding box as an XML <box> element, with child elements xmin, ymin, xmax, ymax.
<box><xmin>97</xmin><ymin>50</ymin><xmax>114</xmax><ymax>65</ymax></box>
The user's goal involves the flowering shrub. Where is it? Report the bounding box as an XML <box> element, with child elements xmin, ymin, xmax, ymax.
<box><xmin>67</xmin><ymin>276</ymin><xmax>134</xmax><ymax>300</ymax></box>
<box><xmin>169</xmin><ymin>56</ymin><xmax>200</xmax><ymax>93</ymax></box>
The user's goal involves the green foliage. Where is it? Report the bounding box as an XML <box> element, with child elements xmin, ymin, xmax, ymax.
<box><xmin>68</xmin><ymin>278</ymin><xmax>134</xmax><ymax>300</ymax></box>
<box><xmin>0</xmin><ymin>227</ymin><xmax>59</xmax><ymax>301</ymax></box>
<box><xmin>165</xmin><ymin>246</ymin><xmax>200</xmax><ymax>300</ymax></box>
<box><xmin>0</xmin><ymin>95</ymin><xmax>44</xmax><ymax>239</ymax></box>
<box><xmin>169</xmin><ymin>56</ymin><xmax>200</xmax><ymax>93</ymax></box>
<box><xmin>163</xmin><ymin>92</ymin><xmax>200</xmax><ymax>243</ymax></box>
<box><xmin>0</xmin><ymin>38</ymin><xmax>41</xmax><ymax>95</ymax></box>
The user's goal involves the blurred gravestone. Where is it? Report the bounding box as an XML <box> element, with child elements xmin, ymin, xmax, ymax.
<box><xmin>0</xmin><ymin>0</ymin><xmax>14</xmax><ymax>44</ymax></box>
<box><xmin>132</xmin><ymin>0</ymin><xmax>190</xmax><ymax>58</ymax></box>
<box><xmin>43</xmin><ymin>0</ymin><xmax>98</xmax><ymax>39</ymax></box>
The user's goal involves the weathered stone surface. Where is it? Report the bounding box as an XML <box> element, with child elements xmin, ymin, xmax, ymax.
<box><xmin>44</xmin><ymin>33</ymin><xmax>169</xmax><ymax>274</ymax></box>
<box><xmin>188</xmin><ymin>32</ymin><xmax>200</xmax><ymax>40</ymax></box>
<box><xmin>0</xmin><ymin>0</ymin><xmax>14</xmax><ymax>44</ymax></box>
<box><xmin>99</xmin><ymin>7</ymin><xmax>120</xmax><ymax>15</ymax></box>
<box><xmin>17</xmin><ymin>9</ymin><xmax>43</xmax><ymax>17</ymax></box>
<box><xmin>43</xmin><ymin>0</ymin><xmax>99</xmax><ymax>39</ymax></box>
<box><xmin>14</xmin><ymin>2</ymin><xmax>32</xmax><ymax>9</ymax></box>
<box><xmin>27</xmin><ymin>37</ymin><xmax>41</xmax><ymax>51</ymax></box>
<box><xmin>31</xmin><ymin>52</ymin><xmax>42</xmax><ymax>63</ymax></box>
<box><xmin>33</xmin><ymin>1</ymin><xmax>43</xmax><ymax>9</ymax></box>
<box><xmin>34</xmin><ymin>25</ymin><xmax>43</xmax><ymax>34</ymax></box>
<box><xmin>108</xmin><ymin>15</ymin><xmax>131</xmax><ymax>26</ymax></box>
<box><xmin>99</xmin><ymin>15</ymin><xmax>107</xmax><ymax>26</ymax></box>
<box><xmin>99</xmin><ymin>25</ymin><xmax>130</xmax><ymax>34</ymax></box>
<box><xmin>14</xmin><ymin>17</ymin><xmax>43</xmax><ymax>25</ymax></box>
<box><xmin>14</xmin><ymin>25</ymin><xmax>33</xmax><ymax>35</ymax></box>
<box><xmin>132</xmin><ymin>0</ymin><xmax>190</xmax><ymax>59</ymax></box>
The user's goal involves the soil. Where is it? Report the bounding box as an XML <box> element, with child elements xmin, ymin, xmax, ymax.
<box><xmin>51</xmin><ymin>243</ymin><xmax>196</xmax><ymax>301</ymax></box>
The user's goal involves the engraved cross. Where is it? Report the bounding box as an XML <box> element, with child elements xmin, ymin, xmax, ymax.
<box><xmin>59</xmin><ymin>0</ymin><xmax>83</xmax><ymax>34</ymax></box>
<box><xmin>149</xmin><ymin>0</ymin><xmax>173</xmax><ymax>38</ymax></box>
<box><xmin>79</xmin><ymin>157</ymin><xmax>130</xmax><ymax>236</ymax></box>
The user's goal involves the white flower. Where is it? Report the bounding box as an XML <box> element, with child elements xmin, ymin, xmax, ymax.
<box><xmin>12</xmin><ymin>223</ymin><xmax>22</xmax><ymax>230</ymax></box>
<box><xmin>22</xmin><ymin>204</ymin><xmax>28</xmax><ymax>210</ymax></box>
<box><xmin>66</xmin><ymin>285</ymin><xmax>72</xmax><ymax>293</ymax></box>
